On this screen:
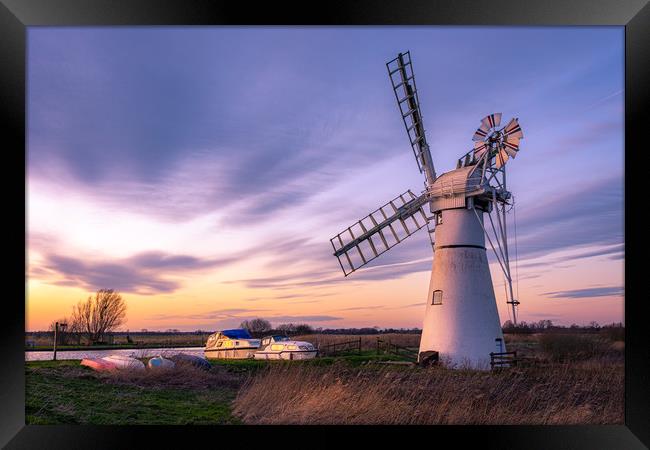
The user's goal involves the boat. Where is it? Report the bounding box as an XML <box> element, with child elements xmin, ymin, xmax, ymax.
<box><xmin>101</xmin><ymin>354</ymin><xmax>146</xmax><ymax>371</ymax></box>
<box><xmin>168</xmin><ymin>353</ymin><xmax>212</xmax><ymax>370</ymax></box>
<box><xmin>253</xmin><ymin>335</ymin><xmax>317</xmax><ymax>360</ymax></box>
<box><xmin>80</xmin><ymin>357</ymin><xmax>117</xmax><ymax>372</ymax></box>
<box><xmin>147</xmin><ymin>355</ymin><xmax>175</xmax><ymax>369</ymax></box>
<box><xmin>204</xmin><ymin>329</ymin><xmax>261</xmax><ymax>359</ymax></box>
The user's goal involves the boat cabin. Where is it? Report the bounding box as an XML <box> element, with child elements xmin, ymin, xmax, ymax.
<box><xmin>204</xmin><ymin>328</ymin><xmax>261</xmax><ymax>359</ymax></box>
<box><xmin>254</xmin><ymin>335</ymin><xmax>317</xmax><ymax>360</ymax></box>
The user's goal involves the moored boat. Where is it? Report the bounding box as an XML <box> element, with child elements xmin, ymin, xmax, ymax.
<box><xmin>253</xmin><ymin>335</ymin><xmax>317</xmax><ymax>360</ymax></box>
<box><xmin>204</xmin><ymin>329</ymin><xmax>261</xmax><ymax>359</ymax></box>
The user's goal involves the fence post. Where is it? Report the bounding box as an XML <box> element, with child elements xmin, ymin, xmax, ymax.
<box><xmin>358</xmin><ymin>337</ymin><xmax>361</xmax><ymax>355</ymax></box>
<box><xmin>53</xmin><ymin>322</ymin><xmax>58</xmax><ymax>361</ymax></box>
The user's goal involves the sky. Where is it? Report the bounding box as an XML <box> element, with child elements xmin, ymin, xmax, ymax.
<box><xmin>26</xmin><ymin>27</ymin><xmax>624</xmax><ymax>331</ymax></box>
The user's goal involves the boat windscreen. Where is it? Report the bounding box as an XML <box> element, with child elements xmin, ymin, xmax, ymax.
<box><xmin>273</xmin><ymin>335</ymin><xmax>290</xmax><ymax>341</ymax></box>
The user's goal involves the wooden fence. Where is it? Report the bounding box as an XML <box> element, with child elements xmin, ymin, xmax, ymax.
<box><xmin>490</xmin><ymin>351</ymin><xmax>518</xmax><ymax>369</ymax></box>
<box><xmin>318</xmin><ymin>337</ymin><xmax>362</xmax><ymax>356</ymax></box>
<box><xmin>376</xmin><ymin>338</ymin><xmax>418</xmax><ymax>362</ymax></box>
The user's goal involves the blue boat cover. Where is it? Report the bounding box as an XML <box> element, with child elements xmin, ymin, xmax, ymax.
<box><xmin>169</xmin><ymin>354</ymin><xmax>212</xmax><ymax>370</ymax></box>
<box><xmin>221</xmin><ymin>328</ymin><xmax>252</xmax><ymax>339</ymax></box>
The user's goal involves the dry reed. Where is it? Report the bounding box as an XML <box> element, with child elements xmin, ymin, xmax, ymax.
<box><xmin>233</xmin><ymin>357</ymin><xmax>623</xmax><ymax>425</ymax></box>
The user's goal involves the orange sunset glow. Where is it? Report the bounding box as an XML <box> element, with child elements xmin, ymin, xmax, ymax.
<box><xmin>26</xmin><ymin>27</ymin><xmax>623</xmax><ymax>332</ymax></box>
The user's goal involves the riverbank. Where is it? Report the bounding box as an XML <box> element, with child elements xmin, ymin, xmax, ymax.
<box><xmin>25</xmin><ymin>333</ymin><xmax>625</xmax><ymax>425</ymax></box>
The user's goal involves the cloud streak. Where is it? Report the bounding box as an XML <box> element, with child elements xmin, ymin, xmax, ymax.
<box><xmin>35</xmin><ymin>251</ymin><xmax>239</xmax><ymax>295</ymax></box>
<box><xmin>513</xmin><ymin>175</ymin><xmax>623</xmax><ymax>260</ymax></box>
<box><xmin>542</xmin><ymin>286</ymin><xmax>623</xmax><ymax>299</ymax></box>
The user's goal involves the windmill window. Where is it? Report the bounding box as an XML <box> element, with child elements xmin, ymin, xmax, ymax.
<box><xmin>436</xmin><ymin>213</ymin><xmax>443</xmax><ymax>225</ymax></box>
<box><xmin>432</xmin><ymin>290</ymin><xmax>443</xmax><ymax>305</ymax></box>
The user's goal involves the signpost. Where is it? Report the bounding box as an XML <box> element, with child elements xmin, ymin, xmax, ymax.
<box><xmin>52</xmin><ymin>321</ymin><xmax>68</xmax><ymax>361</ymax></box>
<box><xmin>53</xmin><ymin>322</ymin><xmax>58</xmax><ymax>361</ymax></box>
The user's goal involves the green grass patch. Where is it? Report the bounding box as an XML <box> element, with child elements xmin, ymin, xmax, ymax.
<box><xmin>25</xmin><ymin>361</ymin><xmax>240</xmax><ymax>425</ymax></box>
<box><xmin>26</xmin><ymin>360</ymin><xmax>81</xmax><ymax>369</ymax></box>
<box><xmin>207</xmin><ymin>351</ymin><xmax>413</xmax><ymax>371</ymax></box>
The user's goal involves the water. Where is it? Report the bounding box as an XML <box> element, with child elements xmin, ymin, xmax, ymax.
<box><xmin>25</xmin><ymin>347</ymin><xmax>206</xmax><ymax>361</ymax></box>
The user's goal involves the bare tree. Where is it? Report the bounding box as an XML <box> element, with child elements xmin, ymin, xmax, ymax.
<box><xmin>67</xmin><ymin>312</ymin><xmax>84</xmax><ymax>344</ymax></box>
<box><xmin>71</xmin><ymin>289</ymin><xmax>127</xmax><ymax>344</ymax></box>
<box><xmin>239</xmin><ymin>318</ymin><xmax>271</xmax><ymax>337</ymax></box>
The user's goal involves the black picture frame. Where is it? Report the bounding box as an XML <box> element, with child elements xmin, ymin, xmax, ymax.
<box><xmin>2</xmin><ymin>0</ymin><xmax>647</xmax><ymax>447</ymax></box>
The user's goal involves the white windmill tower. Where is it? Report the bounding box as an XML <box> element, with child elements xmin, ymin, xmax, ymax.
<box><xmin>330</xmin><ymin>51</ymin><xmax>523</xmax><ymax>369</ymax></box>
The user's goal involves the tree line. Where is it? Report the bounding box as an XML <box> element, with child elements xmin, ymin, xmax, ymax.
<box><xmin>238</xmin><ymin>318</ymin><xmax>423</xmax><ymax>338</ymax></box>
<box><xmin>502</xmin><ymin>319</ymin><xmax>625</xmax><ymax>337</ymax></box>
<box><xmin>239</xmin><ymin>318</ymin><xmax>314</xmax><ymax>338</ymax></box>
<box><xmin>239</xmin><ymin>317</ymin><xmax>624</xmax><ymax>338</ymax></box>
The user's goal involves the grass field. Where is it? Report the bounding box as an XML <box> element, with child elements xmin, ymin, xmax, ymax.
<box><xmin>25</xmin><ymin>333</ymin><xmax>624</xmax><ymax>425</ymax></box>
<box><xmin>26</xmin><ymin>360</ymin><xmax>240</xmax><ymax>425</ymax></box>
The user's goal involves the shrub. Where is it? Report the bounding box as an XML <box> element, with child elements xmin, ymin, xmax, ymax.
<box><xmin>600</xmin><ymin>325</ymin><xmax>625</xmax><ymax>342</ymax></box>
<box><xmin>539</xmin><ymin>333</ymin><xmax>608</xmax><ymax>361</ymax></box>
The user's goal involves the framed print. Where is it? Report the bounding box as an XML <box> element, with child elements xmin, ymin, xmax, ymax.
<box><xmin>1</xmin><ymin>0</ymin><xmax>648</xmax><ymax>448</ymax></box>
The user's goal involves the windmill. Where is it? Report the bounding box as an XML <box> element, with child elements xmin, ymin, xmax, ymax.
<box><xmin>330</xmin><ymin>51</ymin><xmax>523</xmax><ymax>368</ymax></box>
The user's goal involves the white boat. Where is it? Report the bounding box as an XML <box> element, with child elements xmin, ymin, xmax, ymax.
<box><xmin>147</xmin><ymin>355</ymin><xmax>175</xmax><ymax>369</ymax></box>
<box><xmin>101</xmin><ymin>354</ymin><xmax>146</xmax><ymax>371</ymax></box>
<box><xmin>204</xmin><ymin>329</ymin><xmax>261</xmax><ymax>359</ymax></box>
<box><xmin>253</xmin><ymin>335</ymin><xmax>317</xmax><ymax>360</ymax></box>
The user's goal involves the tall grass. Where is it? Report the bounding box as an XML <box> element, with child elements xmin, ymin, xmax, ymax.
<box><xmin>539</xmin><ymin>334</ymin><xmax>613</xmax><ymax>362</ymax></box>
<box><xmin>233</xmin><ymin>357</ymin><xmax>623</xmax><ymax>425</ymax></box>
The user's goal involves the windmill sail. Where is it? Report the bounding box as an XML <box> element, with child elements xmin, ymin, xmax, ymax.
<box><xmin>331</xmin><ymin>190</ymin><xmax>429</xmax><ymax>276</ymax></box>
<box><xmin>387</xmin><ymin>52</ymin><xmax>436</xmax><ymax>186</ymax></box>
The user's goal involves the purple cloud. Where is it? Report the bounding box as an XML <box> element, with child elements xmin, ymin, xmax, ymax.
<box><xmin>542</xmin><ymin>286</ymin><xmax>623</xmax><ymax>299</ymax></box>
<box><xmin>35</xmin><ymin>251</ymin><xmax>239</xmax><ymax>295</ymax></box>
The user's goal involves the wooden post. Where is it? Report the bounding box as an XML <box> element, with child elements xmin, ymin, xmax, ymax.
<box><xmin>53</xmin><ymin>322</ymin><xmax>58</xmax><ymax>361</ymax></box>
<box><xmin>358</xmin><ymin>337</ymin><xmax>362</xmax><ymax>355</ymax></box>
